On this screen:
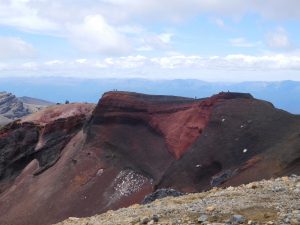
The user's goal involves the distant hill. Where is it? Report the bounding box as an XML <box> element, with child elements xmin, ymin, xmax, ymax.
<box><xmin>0</xmin><ymin>77</ymin><xmax>299</xmax><ymax>114</ymax></box>
<box><xmin>0</xmin><ymin>92</ymin><xmax>54</xmax><ymax>126</ymax></box>
<box><xmin>18</xmin><ymin>96</ymin><xmax>54</xmax><ymax>106</ymax></box>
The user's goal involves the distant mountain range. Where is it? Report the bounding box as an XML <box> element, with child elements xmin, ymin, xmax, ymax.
<box><xmin>0</xmin><ymin>77</ymin><xmax>299</xmax><ymax>114</ymax></box>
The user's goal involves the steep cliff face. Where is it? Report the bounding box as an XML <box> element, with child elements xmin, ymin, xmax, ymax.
<box><xmin>0</xmin><ymin>92</ymin><xmax>299</xmax><ymax>225</ymax></box>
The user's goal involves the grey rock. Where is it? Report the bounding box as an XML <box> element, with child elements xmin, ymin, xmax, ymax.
<box><xmin>152</xmin><ymin>215</ymin><xmax>159</xmax><ymax>222</ymax></box>
<box><xmin>142</xmin><ymin>189</ymin><xmax>184</xmax><ymax>204</ymax></box>
<box><xmin>198</xmin><ymin>214</ymin><xmax>208</xmax><ymax>223</ymax></box>
<box><xmin>231</xmin><ymin>215</ymin><xmax>246</xmax><ymax>224</ymax></box>
<box><xmin>210</xmin><ymin>169</ymin><xmax>238</xmax><ymax>187</ymax></box>
<box><xmin>141</xmin><ymin>217</ymin><xmax>150</xmax><ymax>224</ymax></box>
<box><xmin>294</xmin><ymin>188</ymin><xmax>300</xmax><ymax>194</ymax></box>
<box><xmin>283</xmin><ymin>217</ymin><xmax>290</xmax><ymax>223</ymax></box>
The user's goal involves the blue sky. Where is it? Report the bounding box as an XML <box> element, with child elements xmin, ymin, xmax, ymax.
<box><xmin>0</xmin><ymin>0</ymin><xmax>300</xmax><ymax>81</ymax></box>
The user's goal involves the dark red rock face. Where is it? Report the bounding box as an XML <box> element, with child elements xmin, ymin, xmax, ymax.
<box><xmin>0</xmin><ymin>92</ymin><xmax>299</xmax><ymax>225</ymax></box>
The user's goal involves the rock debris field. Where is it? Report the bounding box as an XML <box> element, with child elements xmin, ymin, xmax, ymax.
<box><xmin>56</xmin><ymin>175</ymin><xmax>300</xmax><ymax>225</ymax></box>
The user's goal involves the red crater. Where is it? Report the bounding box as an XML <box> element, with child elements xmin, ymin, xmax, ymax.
<box><xmin>95</xmin><ymin>91</ymin><xmax>235</xmax><ymax>159</ymax></box>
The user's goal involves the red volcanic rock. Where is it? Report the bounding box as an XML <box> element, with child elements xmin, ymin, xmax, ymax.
<box><xmin>0</xmin><ymin>103</ymin><xmax>95</xmax><ymax>192</ymax></box>
<box><xmin>0</xmin><ymin>92</ymin><xmax>299</xmax><ymax>225</ymax></box>
<box><xmin>95</xmin><ymin>92</ymin><xmax>249</xmax><ymax>159</ymax></box>
<box><xmin>22</xmin><ymin>103</ymin><xmax>94</xmax><ymax>125</ymax></box>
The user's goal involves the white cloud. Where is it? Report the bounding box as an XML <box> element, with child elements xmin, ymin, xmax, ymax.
<box><xmin>212</xmin><ymin>18</ymin><xmax>226</xmax><ymax>28</ymax></box>
<box><xmin>67</xmin><ymin>15</ymin><xmax>131</xmax><ymax>55</ymax></box>
<box><xmin>223</xmin><ymin>54</ymin><xmax>300</xmax><ymax>70</ymax></box>
<box><xmin>0</xmin><ymin>0</ymin><xmax>59</xmax><ymax>32</ymax></box>
<box><xmin>149</xmin><ymin>53</ymin><xmax>300</xmax><ymax>71</ymax></box>
<box><xmin>101</xmin><ymin>0</ymin><xmax>247</xmax><ymax>22</ymax></box>
<box><xmin>1</xmin><ymin>53</ymin><xmax>300</xmax><ymax>82</ymax></box>
<box><xmin>151</xmin><ymin>55</ymin><xmax>203</xmax><ymax>69</ymax></box>
<box><xmin>0</xmin><ymin>36</ymin><xmax>36</xmax><ymax>59</ymax></box>
<box><xmin>137</xmin><ymin>32</ymin><xmax>174</xmax><ymax>52</ymax></box>
<box><xmin>229</xmin><ymin>38</ymin><xmax>260</xmax><ymax>48</ymax></box>
<box><xmin>105</xmin><ymin>55</ymin><xmax>148</xmax><ymax>68</ymax></box>
<box><xmin>22</xmin><ymin>62</ymin><xmax>38</xmax><ymax>70</ymax></box>
<box><xmin>251</xmin><ymin>0</ymin><xmax>300</xmax><ymax>20</ymax></box>
<box><xmin>3</xmin><ymin>53</ymin><xmax>300</xmax><ymax>73</ymax></box>
<box><xmin>75</xmin><ymin>59</ymin><xmax>88</xmax><ymax>64</ymax></box>
<box><xmin>1</xmin><ymin>1</ymin><xmax>300</xmax><ymax>36</ymax></box>
<box><xmin>1</xmin><ymin>0</ymin><xmax>300</xmax><ymax>58</ymax></box>
<box><xmin>44</xmin><ymin>60</ymin><xmax>64</xmax><ymax>66</ymax></box>
<box><xmin>136</xmin><ymin>46</ymin><xmax>153</xmax><ymax>52</ymax></box>
<box><xmin>102</xmin><ymin>0</ymin><xmax>300</xmax><ymax>22</ymax></box>
<box><xmin>158</xmin><ymin>33</ymin><xmax>173</xmax><ymax>44</ymax></box>
<box><xmin>117</xmin><ymin>25</ymin><xmax>145</xmax><ymax>34</ymax></box>
<box><xmin>266</xmin><ymin>27</ymin><xmax>291</xmax><ymax>49</ymax></box>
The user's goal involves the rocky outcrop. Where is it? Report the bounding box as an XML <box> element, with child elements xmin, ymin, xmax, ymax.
<box><xmin>0</xmin><ymin>91</ymin><xmax>299</xmax><ymax>225</ymax></box>
<box><xmin>0</xmin><ymin>92</ymin><xmax>53</xmax><ymax>126</ymax></box>
<box><xmin>0</xmin><ymin>92</ymin><xmax>29</xmax><ymax>121</ymax></box>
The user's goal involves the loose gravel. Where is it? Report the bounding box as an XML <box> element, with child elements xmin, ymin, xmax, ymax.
<box><xmin>56</xmin><ymin>175</ymin><xmax>300</xmax><ymax>225</ymax></box>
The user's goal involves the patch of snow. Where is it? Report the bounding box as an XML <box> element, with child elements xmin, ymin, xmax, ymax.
<box><xmin>110</xmin><ymin>169</ymin><xmax>149</xmax><ymax>202</ymax></box>
<box><xmin>97</xmin><ymin>169</ymin><xmax>104</xmax><ymax>176</ymax></box>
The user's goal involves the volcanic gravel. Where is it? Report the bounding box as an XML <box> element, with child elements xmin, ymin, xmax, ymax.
<box><xmin>56</xmin><ymin>175</ymin><xmax>300</xmax><ymax>225</ymax></box>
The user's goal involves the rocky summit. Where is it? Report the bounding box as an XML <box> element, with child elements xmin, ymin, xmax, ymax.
<box><xmin>0</xmin><ymin>91</ymin><xmax>299</xmax><ymax>225</ymax></box>
<box><xmin>56</xmin><ymin>175</ymin><xmax>300</xmax><ymax>225</ymax></box>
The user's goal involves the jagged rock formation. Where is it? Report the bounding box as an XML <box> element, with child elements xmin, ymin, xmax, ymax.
<box><xmin>0</xmin><ymin>92</ymin><xmax>53</xmax><ymax>126</ymax></box>
<box><xmin>0</xmin><ymin>92</ymin><xmax>28</xmax><ymax>122</ymax></box>
<box><xmin>0</xmin><ymin>91</ymin><xmax>299</xmax><ymax>225</ymax></box>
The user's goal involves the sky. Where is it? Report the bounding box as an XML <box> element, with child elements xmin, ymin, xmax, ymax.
<box><xmin>0</xmin><ymin>0</ymin><xmax>300</xmax><ymax>81</ymax></box>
